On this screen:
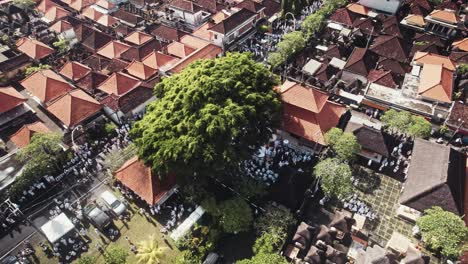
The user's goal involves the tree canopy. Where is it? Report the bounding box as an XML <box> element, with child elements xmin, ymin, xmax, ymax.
<box><xmin>254</xmin><ymin>203</ymin><xmax>293</xmax><ymax>235</ymax></box>
<box><xmin>130</xmin><ymin>52</ymin><xmax>281</xmax><ymax>177</ymax></box>
<box><xmin>253</xmin><ymin>227</ymin><xmax>286</xmax><ymax>254</ymax></box>
<box><xmin>218</xmin><ymin>197</ymin><xmax>253</xmax><ymax>233</ymax></box>
<box><xmin>407</xmin><ymin>116</ymin><xmax>432</xmax><ymax>138</ymax></box>
<box><xmin>416</xmin><ymin>207</ymin><xmax>468</xmax><ymax>259</ymax></box>
<box><xmin>13</xmin><ymin>0</ymin><xmax>35</xmax><ymax>8</ymax></box>
<box><xmin>237</xmin><ymin>253</ymin><xmax>289</xmax><ymax>264</ymax></box>
<box><xmin>268</xmin><ymin>31</ymin><xmax>305</xmax><ymax>68</ymax></box>
<box><xmin>381</xmin><ymin>109</ymin><xmax>432</xmax><ymax>138</ymax></box>
<box><xmin>104</xmin><ymin>245</ymin><xmax>129</xmax><ymax>264</ymax></box>
<box><xmin>324</xmin><ymin>128</ymin><xmax>360</xmax><ymax>161</ymax></box>
<box><xmin>24</xmin><ymin>64</ymin><xmax>51</xmax><ymax>76</ymax></box>
<box><xmin>314</xmin><ymin>158</ymin><xmax>353</xmax><ymax>199</ymax></box>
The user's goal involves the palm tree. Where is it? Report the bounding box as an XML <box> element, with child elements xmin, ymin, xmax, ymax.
<box><xmin>136</xmin><ymin>236</ymin><xmax>167</xmax><ymax>264</ymax></box>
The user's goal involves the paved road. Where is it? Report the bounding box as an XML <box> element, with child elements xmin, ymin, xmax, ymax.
<box><xmin>0</xmin><ymin>151</ymin><xmax>23</xmax><ymax>190</ymax></box>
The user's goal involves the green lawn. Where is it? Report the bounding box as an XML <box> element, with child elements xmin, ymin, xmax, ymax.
<box><xmin>32</xmin><ymin>203</ymin><xmax>181</xmax><ymax>264</ymax></box>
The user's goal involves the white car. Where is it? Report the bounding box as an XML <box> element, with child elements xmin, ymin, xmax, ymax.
<box><xmin>100</xmin><ymin>191</ymin><xmax>126</xmax><ymax>216</ymax></box>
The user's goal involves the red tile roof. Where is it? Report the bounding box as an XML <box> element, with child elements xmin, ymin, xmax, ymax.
<box><xmin>418</xmin><ymin>64</ymin><xmax>453</xmax><ymax>103</ymax></box>
<box><xmin>20</xmin><ymin>69</ymin><xmax>73</xmax><ymax>104</ymax></box>
<box><xmin>97</xmin><ymin>40</ymin><xmax>131</xmax><ymax>59</ymax></box>
<box><xmin>98</xmin><ymin>71</ymin><xmax>140</xmax><ymax>95</ymax></box>
<box><xmin>236</xmin><ymin>0</ymin><xmax>265</xmax><ymax>13</ymax></box>
<box><xmin>125</xmin><ymin>60</ymin><xmax>157</xmax><ymax>80</ymax></box>
<box><xmin>0</xmin><ymin>86</ymin><xmax>26</xmax><ymax>114</ymax></box>
<box><xmin>37</xmin><ymin>0</ymin><xmax>59</xmax><ymax>13</ymax></box>
<box><xmin>16</xmin><ymin>38</ymin><xmax>54</xmax><ymax>60</ymax></box>
<box><xmin>95</xmin><ymin>0</ymin><xmax>115</xmax><ymax>9</ymax></box>
<box><xmin>169</xmin><ymin>44</ymin><xmax>222</xmax><ymax>73</ymax></box>
<box><xmin>75</xmin><ymin>71</ymin><xmax>108</xmax><ymax>93</ymax></box>
<box><xmin>367</xmin><ymin>69</ymin><xmax>400</xmax><ymax>88</ymax></box>
<box><xmin>453</xmin><ymin>38</ymin><xmax>468</xmax><ymax>52</ymax></box>
<box><xmin>344</xmin><ymin>47</ymin><xmax>378</xmax><ymax>77</ymax></box>
<box><xmin>413</xmin><ymin>51</ymin><xmax>456</xmax><ymax>71</ymax></box>
<box><xmin>43</xmin><ymin>6</ymin><xmax>70</xmax><ymax>23</ymax></box>
<box><xmin>166</xmin><ymin>41</ymin><xmax>196</xmax><ymax>58</ymax></box>
<box><xmin>47</xmin><ymin>89</ymin><xmax>101</xmax><ymax>127</ymax></box>
<box><xmin>49</xmin><ymin>20</ymin><xmax>73</xmax><ymax>33</ymax></box>
<box><xmin>208</xmin><ymin>8</ymin><xmax>256</xmax><ymax>34</ymax></box>
<box><xmin>280</xmin><ymin>81</ymin><xmax>346</xmax><ymax>145</ymax></box>
<box><xmin>169</xmin><ymin>0</ymin><xmax>202</xmax><ymax>13</ymax></box>
<box><xmin>96</xmin><ymin>14</ymin><xmax>118</xmax><ymax>27</ymax></box>
<box><xmin>70</xmin><ymin>0</ymin><xmax>95</xmax><ymax>11</ymax></box>
<box><xmin>10</xmin><ymin>122</ymin><xmax>50</xmax><ymax>148</ymax></box>
<box><xmin>59</xmin><ymin>61</ymin><xmax>92</xmax><ymax>81</ymax></box>
<box><xmin>346</xmin><ymin>3</ymin><xmax>369</xmax><ymax>16</ymax></box>
<box><xmin>124</xmin><ymin>31</ymin><xmax>153</xmax><ymax>46</ymax></box>
<box><xmin>142</xmin><ymin>51</ymin><xmax>179</xmax><ymax>70</ymax></box>
<box><xmin>329</xmin><ymin>7</ymin><xmax>359</xmax><ymax>26</ymax></box>
<box><xmin>82</xmin><ymin>6</ymin><xmax>104</xmax><ymax>21</ymax></box>
<box><xmin>114</xmin><ymin>156</ymin><xmax>176</xmax><ymax>205</ymax></box>
<box><xmin>428</xmin><ymin>9</ymin><xmax>460</xmax><ymax>24</ymax></box>
<box><xmin>370</xmin><ymin>35</ymin><xmax>410</xmax><ymax>63</ymax></box>
<box><xmin>150</xmin><ymin>24</ymin><xmax>185</xmax><ymax>42</ymax></box>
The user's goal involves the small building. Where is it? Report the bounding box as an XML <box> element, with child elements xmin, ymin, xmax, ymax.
<box><xmin>424</xmin><ymin>9</ymin><xmax>462</xmax><ymax>39</ymax></box>
<box><xmin>0</xmin><ymin>44</ymin><xmax>31</xmax><ymax>84</ymax></box>
<box><xmin>15</xmin><ymin>38</ymin><xmax>54</xmax><ymax>62</ymax></box>
<box><xmin>0</xmin><ymin>86</ymin><xmax>32</xmax><ymax>131</ymax></box>
<box><xmin>20</xmin><ymin>69</ymin><xmax>73</xmax><ymax>105</ymax></box>
<box><xmin>358</xmin><ymin>0</ymin><xmax>403</xmax><ymax>14</ymax></box>
<box><xmin>400</xmin><ymin>139</ymin><xmax>467</xmax><ymax>218</ymax></box>
<box><xmin>10</xmin><ymin>122</ymin><xmax>50</xmax><ymax>148</ymax></box>
<box><xmin>167</xmin><ymin>0</ymin><xmax>211</xmax><ymax>27</ymax></box>
<box><xmin>114</xmin><ymin>156</ymin><xmax>177</xmax><ymax>205</ymax></box>
<box><xmin>346</xmin><ymin>123</ymin><xmax>391</xmax><ymax>163</ymax></box>
<box><xmin>445</xmin><ymin>102</ymin><xmax>468</xmax><ymax>135</ymax></box>
<box><xmin>342</xmin><ymin>47</ymin><xmax>378</xmax><ymax>85</ymax></box>
<box><xmin>208</xmin><ymin>8</ymin><xmax>257</xmax><ymax>48</ymax></box>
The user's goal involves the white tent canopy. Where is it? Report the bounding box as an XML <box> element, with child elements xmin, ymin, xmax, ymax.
<box><xmin>40</xmin><ymin>213</ymin><xmax>75</xmax><ymax>243</ymax></box>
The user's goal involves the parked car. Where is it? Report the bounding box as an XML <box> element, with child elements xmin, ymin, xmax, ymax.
<box><xmin>83</xmin><ymin>204</ymin><xmax>111</xmax><ymax>230</ymax></box>
<box><xmin>100</xmin><ymin>191</ymin><xmax>126</xmax><ymax>216</ymax></box>
<box><xmin>1</xmin><ymin>255</ymin><xmax>20</xmax><ymax>264</ymax></box>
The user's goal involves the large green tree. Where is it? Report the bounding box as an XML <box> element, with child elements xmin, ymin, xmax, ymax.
<box><xmin>218</xmin><ymin>197</ymin><xmax>253</xmax><ymax>234</ymax></box>
<box><xmin>314</xmin><ymin>158</ymin><xmax>353</xmax><ymax>199</ymax></box>
<box><xmin>237</xmin><ymin>253</ymin><xmax>289</xmax><ymax>264</ymax></box>
<box><xmin>381</xmin><ymin>109</ymin><xmax>432</xmax><ymax>138</ymax></box>
<box><xmin>408</xmin><ymin>116</ymin><xmax>432</xmax><ymax>139</ymax></box>
<box><xmin>253</xmin><ymin>227</ymin><xmax>286</xmax><ymax>254</ymax></box>
<box><xmin>267</xmin><ymin>31</ymin><xmax>305</xmax><ymax>68</ymax></box>
<box><xmin>417</xmin><ymin>207</ymin><xmax>468</xmax><ymax>259</ymax></box>
<box><xmin>104</xmin><ymin>245</ymin><xmax>129</xmax><ymax>264</ymax></box>
<box><xmin>130</xmin><ymin>52</ymin><xmax>281</xmax><ymax>177</ymax></box>
<box><xmin>254</xmin><ymin>203</ymin><xmax>293</xmax><ymax>235</ymax></box>
<box><xmin>324</xmin><ymin>128</ymin><xmax>360</xmax><ymax>161</ymax></box>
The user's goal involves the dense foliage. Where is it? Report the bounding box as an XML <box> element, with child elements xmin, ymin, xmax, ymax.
<box><xmin>302</xmin><ymin>0</ymin><xmax>347</xmax><ymax>38</ymax></box>
<box><xmin>381</xmin><ymin>109</ymin><xmax>432</xmax><ymax>138</ymax></box>
<box><xmin>324</xmin><ymin>128</ymin><xmax>360</xmax><ymax>161</ymax></box>
<box><xmin>104</xmin><ymin>245</ymin><xmax>129</xmax><ymax>264</ymax></box>
<box><xmin>417</xmin><ymin>207</ymin><xmax>468</xmax><ymax>259</ymax></box>
<box><xmin>254</xmin><ymin>203</ymin><xmax>293</xmax><ymax>235</ymax></box>
<box><xmin>268</xmin><ymin>31</ymin><xmax>306</xmax><ymax>68</ymax></box>
<box><xmin>175</xmin><ymin>224</ymin><xmax>222</xmax><ymax>264</ymax></box>
<box><xmin>24</xmin><ymin>64</ymin><xmax>51</xmax><ymax>76</ymax></box>
<box><xmin>75</xmin><ymin>256</ymin><xmax>95</xmax><ymax>264</ymax></box>
<box><xmin>131</xmin><ymin>53</ymin><xmax>281</xmax><ymax>178</ymax></box>
<box><xmin>237</xmin><ymin>253</ymin><xmax>289</xmax><ymax>264</ymax></box>
<box><xmin>253</xmin><ymin>227</ymin><xmax>286</xmax><ymax>254</ymax></box>
<box><xmin>202</xmin><ymin>197</ymin><xmax>253</xmax><ymax>233</ymax></box>
<box><xmin>314</xmin><ymin>158</ymin><xmax>352</xmax><ymax>199</ymax></box>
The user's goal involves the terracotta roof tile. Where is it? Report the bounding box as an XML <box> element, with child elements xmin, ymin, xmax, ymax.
<box><xmin>95</xmin><ymin>0</ymin><xmax>115</xmax><ymax>9</ymax></box>
<box><xmin>82</xmin><ymin>6</ymin><xmax>103</xmax><ymax>21</ymax></box>
<box><xmin>235</xmin><ymin>0</ymin><xmax>264</xmax><ymax>13</ymax></box>
<box><xmin>329</xmin><ymin>7</ymin><xmax>359</xmax><ymax>27</ymax></box>
<box><xmin>59</xmin><ymin>61</ymin><xmax>91</xmax><ymax>81</ymax></box>
<box><xmin>16</xmin><ymin>38</ymin><xmax>54</xmax><ymax>60</ymax></box>
<box><xmin>377</xmin><ymin>57</ymin><xmax>407</xmax><ymax>75</ymax></box>
<box><xmin>97</xmin><ymin>40</ymin><xmax>131</xmax><ymax>59</ymax></box>
<box><xmin>279</xmin><ymin>80</ymin><xmax>329</xmax><ymax>113</ymax></box>
<box><xmin>49</xmin><ymin>19</ymin><xmax>73</xmax><ymax>33</ymax></box>
<box><xmin>150</xmin><ymin>24</ymin><xmax>185</xmax><ymax>42</ymax></box>
<box><xmin>96</xmin><ymin>14</ymin><xmax>118</xmax><ymax>27</ymax></box>
<box><xmin>103</xmin><ymin>59</ymin><xmax>129</xmax><ymax>75</ymax></box>
<box><xmin>125</xmin><ymin>60</ymin><xmax>157</xmax><ymax>80</ymax></box>
<box><xmin>166</xmin><ymin>41</ymin><xmax>196</xmax><ymax>58</ymax></box>
<box><xmin>43</xmin><ymin>6</ymin><xmax>70</xmax><ymax>23</ymax></box>
<box><xmin>418</xmin><ymin>63</ymin><xmax>453</xmax><ymax>103</ymax></box>
<box><xmin>70</xmin><ymin>0</ymin><xmax>95</xmax><ymax>11</ymax></box>
<box><xmin>344</xmin><ymin>47</ymin><xmax>378</xmax><ymax>77</ymax></box>
<box><xmin>259</xmin><ymin>0</ymin><xmax>280</xmax><ymax>17</ymax></box>
<box><xmin>367</xmin><ymin>69</ymin><xmax>400</xmax><ymax>88</ymax></box>
<box><xmin>81</xmin><ymin>29</ymin><xmax>112</xmax><ymax>52</ymax></box>
<box><xmin>413</xmin><ymin>51</ymin><xmax>456</xmax><ymax>71</ymax></box>
<box><xmin>98</xmin><ymin>71</ymin><xmax>140</xmax><ymax>95</ymax></box>
<box><xmin>47</xmin><ymin>89</ymin><xmax>101</xmax><ymax>127</ymax></box>
<box><xmin>404</xmin><ymin>14</ymin><xmax>426</xmax><ymax>27</ymax></box>
<box><xmin>346</xmin><ymin>3</ymin><xmax>369</xmax><ymax>16</ymax></box>
<box><xmin>414</xmin><ymin>33</ymin><xmax>445</xmax><ymax>47</ymax></box>
<box><xmin>124</xmin><ymin>31</ymin><xmax>153</xmax><ymax>46</ymax></box>
<box><xmin>370</xmin><ymin>35</ymin><xmax>411</xmax><ymax>63</ymax></box>
<box><xmin>37</xmin><ymin>0</ymin><xmax>59</xmax><ymax>13</ymax></box>
<box><xmin>179</xmin><ymin>34</ymin><xmax>210</xmax><ymax>49</ymax></box>
<box><xmin>142</xmin><ymin>51</ymin><xmax>179</xmax><ymax>70</ymax></box>
<box><xmin>428</xmin><ymin>9</ymin><xmax>460</xmax><ymax>24</ymax></box>
<box><xmin>453</xmin><ymin>38</ymin><xmax>468</xmax><ymax>52</ymax></box>
<box><xmin>75</xmin><ymin>71</ymin><xmax>108</xmax><ymax>93</ymax></box>
<box><xmin>196</xmin><ymin>0</ymin><xmax>224</xmax><ymax>13</ymax></box>
<box><xmin>120</xmin><ymin>39</ymin><xmax>164</xmax><ymax>62</ymax></box>
<box><xmin>208</xmin><ymin>8</ymin><xmax>256</xmax><ymax>34</ymax></box>
<box><xmin>10</xmin><ymin>122</ymin><xmax>50</xmax><ymax>148</ymax></box>
<box><xmin>0</xmin><ymin>86</ymin><xmax>26</xmax><ymax>114</ymax></box>
<box><xmin>20</xmin><ymin>69</ymin><xmax>73</xmax><ymax>104</ymax></box>
<box><xmin>114</xmin><ymin>156</ymin><xmax>176</xmax><ymax>205</ymax></box>
<box><xmin>449</xmin><ymin>52</ymin><xmax>468</xmax><ymax>64</ymax></box>
<box><xmin>168</xmin><ymin>44</ymin><xmax>222</xmax><ymax>73</ymax></box>
<box><xmin>82</xmin><ymin>54</ymin><xmax>111</xmax><ymax>71</ymax></box>
<box><xmin>353</xmin><ymin>17</ymin><xmax>379</xmax><ymax>36</ymax></box>
<box><xmin>169</xmin><ymin>0</ymin><xmax>202</xmax><ymax>13</ymax></box>
<box><xmin>408</xmin><ymin>0</ymin><xmax>432</xmax><ymax>16</ymax></box>
<box><xmin>113</xmin><ymin>9</ymin><xmax>142</xmax><ymax>26</ymax></box>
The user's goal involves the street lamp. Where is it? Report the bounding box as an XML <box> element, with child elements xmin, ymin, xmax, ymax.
<box><xmin>71</xmin><ymin>125</ymin><xmax>83</xmax><ymax>151</ymax></box>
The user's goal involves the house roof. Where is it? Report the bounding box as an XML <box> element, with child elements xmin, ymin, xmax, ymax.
<box><xmin>10</xmin><ymin>122</ymin><xmax>50</xmax><ymax>148</ymax></box>
<box><xmin>208</xmin><ymin>8</ymin><xmax>256</xmax><ymax>34</ymax></box>
<box><xmin>125</xmin><ymin>60</ymin><xmax>157</xmax><ymax>80</ymax></box>
<box><xmin>16</xmin><ymin>38</ymin><xmax>54</xmax><ymax>60</ymax></box>
<box><xmin>169</xmin><ymin>43</ymin><xmax>222</xmax><ymax>73</ymax></box>
<box><xmin>101</xmin><ymin>84</ymin><xmax>153</xmax><ymax>113</ymax></box>
<box><xmin>410</xmin><ymin>41</ymin><xmax>441</xmax><ymax>58</ymax></box>
<box><xmin>179</xmin><ymin>34</ymin><xmax>210</xmax><ymax>49</ymax></box>
<box><xmin>196</xmin><ymin>0</ymin><xmax>224</xmax><ymax>13</ymax></box>
<box><xmin>427</xmin><ymin>9</ymin><xmax>460</xmax><ymax>24</ymax></box>
<box><xmin>450</xmin><ymin>52</ymin><xmax>468</xmax><ymax>64</ymax></box>
<box><xmin>279</xmin><ymin>80</ymin><xmax>329</xmax><ymax>113</ymax></box>
<box><xmin>329</xmin><ymin>7</ymin><xmax>359</xmax><ymax>27</ymax></box>
<box><xmin>59</xmin><ymin>61</ymin><xmax>91</xmax><ymax>81</ymax></box>
<box><xmin>315</xmin><ymin>63</ymin><xmax>340</xmax><ymax>83</ymax></box>
<box><xmin>344</xmin><ymin>47</ymin><xmax>378</xmax><ymax>77</ymax></box>
<box><xmin>150</xmin><ymin>24</ymin><xmax>185</xmax><ymax>42</ymax></box>
<box><xmin>452</xmin><ymin>38</ymin><xmax>468</xmax><ymax>52</ymax></box>
<box><xmin>401</xmin><ymin>138</ymin><xmax>466</xmax><ymax>215</ymax></box>
<box><xmin>103</xmin><ymin>59</ymin><xmax>129</xmax><ymax>75</ymax></box>
<box><xmin>324</xmin><ymin>44</ymin><xmax>349</xmax><ymax>60</ymax></box>
<box><xmin>120</xmin><ymin>39</ymin><xmax>164</xmax><ymax>62</ymax></box>
<box><xmin>98</xmin><ymin>71</ymin><xmax>140</xmax><ymax>95</ymax></box>
<box><xmin>351</xmin><ymin>125</ymin><xmax>389</xmax><ymax>156</ymax></box>
<box><xmin>114</xmin><ymin>156</ymin><xmax>176</xmax><ymax>205</ymax></box>
<box><xmin>37</xmin><ymin>0</ymin><xmax>59</xmax><ymax>13</ymax></box>
<box><xmin>235</xmin><ymin>0</ymin><xmax>265</xmax><ymax>13</ymax></box>
<box><xmin>43</xmin><ymin>6</ymin><xmax>70</xmax><ymax>23</ymax></box>
<box><xmin>346</xmin><ymin>3</ymin><xmax>369</xmax><ymax>16</ymax></box>
<box><xmin>97</xmin><ymin>40</ymin><xmax>131</xmax><ymax>59</ymax></box>
<box><xmin>418</xmin><ymin>63</ymin><xmax>453</xmax><ymax>103</ymax></box>
<box><xmin>414</xmin><ymin>33</ymin><xmax>444</xmax><ymax>47</ymax></box>
<box><xmin>169</xmin><ymin>0</ymin><xmax>202</xmax><ymax>13</ymax></box>
<box><xmin>113</xmin><ymin>9</ymin><xmax>142</xmax><ymax>26</ymax></box>
<box><xmin>260</xmin><ymin>0</ymin><xmax>280</xmax><ymax>17</ymax></box>
<box><xmin>82</xmin><ymin>6</ymin><xmax>103</xmax><ymax>21</ymax></box>
<box><xmin>47</xmin><ymin>89</ymin><xmax>101</xmax><ymax>127</ymax></box>
<box><xmin>404</xmin><ymin>14</ymin><xmax>426</xmax><ymax>27</ymax></box>
<box><xmin>408</xmin><ymin>0</ymin><xmax>432</xmax><ymax>16</ymax></box>
<box><xmin>70</xmin><ymin>0</ymin><xmax>95</xmax><ymax>11</ymax></box>
<box><xmin>367</xmin><ymin>69</ymin><xmax>399</xmax><ymax>88</ymax></box>
<box><xmin>446</xmin><ymin>102</ymin><xmax>468</xmax><ymax>132</ymax></box>
<box><xmin>166</xmin><ymin>41</ymin><xmax>196</xmax><ymax>58</ymax></box>
<box><xmin>353</xmin><ymin>17</ymin><xmax>379</xmax><ymax>36</ymax></box>
<box><xmin>370</xmin><ymin>35</ymin><xmax>410</xmax><ymax>63</ymax></box>
<box><xmin>0</xmin><ymin>86</ymin><xmax>26</xmax><ymax>114</ymax></box>
<box><xmin>142</xmin><ymin>51</ymin><xmax>179</xmax><ymax>70</ymax></box>
<box><xmin>82</xmin><ymin>54</ymin><xmax>111</xmax><ymax>71</ymax></box>
<box><xmin>81</xmin><ymin>29</ymin><xmax>112</xmax><ymax>52</ymax></box>
<box><xmin>75</xmin><ymin>71</ymin><xmax>108</xmax><ymax>93</ymax></box>
<box><xmin>20</xmin><ymin>69</ymin><xmax>73</xmax><ymax>104</ymax></box>
<box><xmin>96</xmin><ymin>14</ymin><xmax>118</xmax><ymax>27</ymax></box>
<box><xmin>124</xmin><ymin>31</ymin><xmax>153</xmax><ymax>46</ymax></box>
<box><xmin>413</xmin><ymin>51</ymin><xmax>456</xmax><ymax>71</ymax></box>
<box><xmin>49</xmin><ymin>20</ymin><xmax>73</xmax><ymax>33</ymax></box>
<box><xmin>95</xmin><ymin>0</ymin><xmax>115</xmax><ymax>9</ymax></box>
<box><xmin>377</xmin><ymin>57</ymin><xmax>407</xmax><ymax>75</ymax></box>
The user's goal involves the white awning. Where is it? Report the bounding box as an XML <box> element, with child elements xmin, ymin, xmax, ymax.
<box><xmin>40</xmin><ymin>213</ymin><xmax>75</xmax><ymax>243</ymax></box>
<box><xmin>327</xmin><ymin>22</ymin><xmax>343</xmax><ymax>31</ymax></box>
<box><xmin>170</xmin><ymin>206</ymin><xmax>205</xmax><ymax>241</ymax></box>
<box><xmin>302</xmin><ymin>59</ymin><xmax>322</xmax><ymax>75</ymax></box>
<box><xmin>268</xmin><ymin>15</ymin><xmax>278</xmax><ymax>23</ymax></box>
<box><xmin>329</xmin><ymin>57</ymin><xmax>346</xmax><ymax>70</ymax></box>
<box><xmin>315</xmin><ymin>45</ymin><xmax>328</xmax><ymax>51</ymax></box>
